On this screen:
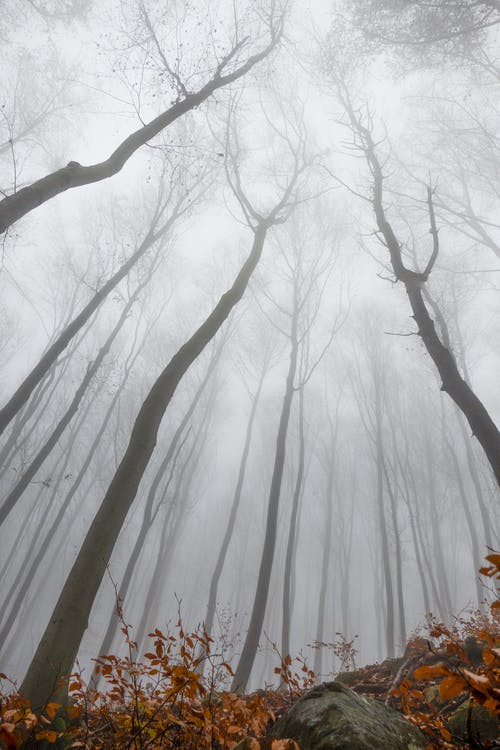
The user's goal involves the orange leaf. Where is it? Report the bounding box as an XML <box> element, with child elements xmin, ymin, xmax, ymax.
<box><xmin>413</xmin><ymin>663</ymin><xmax>450</xmax><ymax>680</ymax></box>
<box><xmin>439</xmin><ymin>674</ymin><xmax>467</xmax><ymax>700</ymax></box>
<box><xmin>482</xmin><ymin>648</ymin><xmax>500</xmax><ymax>666</ymax></box>
<box><xmin>463</xmin><ymin>669</ymin><xmax>492</xmax><ymax>696</ymax></box>
<box><xmin>45</xmin><ymin>702</ymin><xmax>60</xmax><ymax>720</ymax></box>
<box><xmin>485</xmin><ymin>553</ymin><xmax>500</xmax><ymax>568</ymax></box>
<box><xmin>35</xmin><ymin>730</ymin><xmax>58</xmax><ymax>743</ymax></box>
<box><xmin>439</xmin><ymin>726</ymin><xmax>452</xmax><ymax>741</ymax></box>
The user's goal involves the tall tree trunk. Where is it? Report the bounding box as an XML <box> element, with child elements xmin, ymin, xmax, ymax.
<box><xmin>340</xmin><ymin>91</ymin><xmax>500</xmax><ymax>485</ymax></box>
<box><xmin>20</xmin><ymin>223</ymin><xmax>268</xmax><ymax>710</ymax></box>
<box><xmin>397</xmin><ymin>455</ymin><xmax>431</xmax><ymax>616</ymax></box>
<box><xmin>441</xmin><ymin>412</ymin><xmax>483</xmax><ymax>607</ymax></box>
<box><xmin>424</xmin><ymin>438</ymin><xmax>454</xmax><ymax>620</ymax></box>
<box><xmin>0</xmin><ymin>280</ymin><xmax>146</xmax><ymax>525</ymax></box>
<box><xmin>0</xmin><ymin>392</ymin><xmax>98</xmax><ymax>649</ymax></box>
<box><xmin>95</xmin><ymin>347</ymin><xmax>219</xmax><ymax>670</ymax></box>
<box><xmin>0</xmin><ymin>221</ymin><xmax>171</xmax><ymax>437</ymax></box>
<box><xmin>201</xmin><ymin>361</ymin><xmax>267</xmax><ymax>651</ymax></box>
<box><xmin>382</xmin><ymin>458</ymin><xmax>406</xmax><ymax>651</ymax></box>
<box><xmin>0</xmin><ymin>26</ymin><xmax>282</xmax><ymax>235</ymax></box>
<box><xmin>313</xmin><ymin>439</ymin><xmax>334</xmax><ymax>679</ymax></box>
<box><xmin>231</xmin><ymin>284</ymin><xmax>299</xmax><ymax>692</ymax></box>
<box><xmin>135</xmin><ymin>393</ymin><xmax>213</xmax><ymax>651</ymax></box>
<box><xmin>282</xmin><ymin>385</ymin><xmax>305</xmax><ymax>662</ymax></box>
<box><xmin>374</xmin><ymin>378</ymin><xmax>395</xmax><ymax>658</ymax></box>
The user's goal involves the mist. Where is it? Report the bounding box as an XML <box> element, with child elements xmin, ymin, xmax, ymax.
<box><xmin>0</xmin><ymin>0</ymin><xmax>499</xmax><ymax>717</ymax></box>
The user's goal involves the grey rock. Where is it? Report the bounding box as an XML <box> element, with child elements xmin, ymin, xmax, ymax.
<box><xmin>265</xmin><ymin>681</ymin><xmax>426</xmax><ymax>750</ymax></box>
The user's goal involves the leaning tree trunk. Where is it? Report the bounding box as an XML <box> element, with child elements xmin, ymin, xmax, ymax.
<box><xmin>231</xmin><ymin>286</ymin><xmax>299</xmax><ymax>693</ymax></box>
<box><xmin>135</xmin><ymin>393</ymin><xmax>213</xmax><ymax>651</ymax></box>
<box><xmin>0</xmin><ymin>279</ymin><xmax>149</xmax><ymax>526</ymax></box>
<box><xmin>95</xmin><ymin>348</ymin><xmax>219</xmax><ymax>670</ymax></box>
<box><xmin>0</xmin><ymin>24</ymin><xmax>282</xmax><ymax>235</ymax></box>
<box><xmin>339</xmin><ymin>88</ymin><xmax>500</xmax><ymax>486</ymax></box>
<box><xmin>0</xmin><ymin>219</ymin><xmax>171</xmax><ymax>437</ymax></box>
<box><xmin>20</xmin><ymin>223</ymin><xmax>268</xmax><ymax>710</ymax></box>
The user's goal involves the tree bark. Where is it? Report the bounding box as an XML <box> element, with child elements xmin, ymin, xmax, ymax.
<box><xmin>374</xmin><ymin>377</ymin><xmax>395</xmax><ymax>658</ymax></box>
<box><xmin>282</xmin><ymin>384</ymin><xmax>305</xmax><ymax>662</ymax></box>
<box><xmin>0</xmin><ymin>29</ymin><xmax>282</xmax><ymax>235</ymax></box>
<box><xmin>231</xmin><ymin>282</ymin><xmax>299</xmax><ymax>692</ymax></box>
<box><xmin>0</xmin><ymin>281</ymin><xmax>145</xmax><ymax>525</ymax></box>
<box><xmin>20</xmin><ymin>223</ymin><xmax>268</xmax><ymax>710</ymax></box>
<box><xmin>95</xmin><ymin>347</ymin><xmax>219</xmax><ymax>670</ymax></box>
<box><xmin>340</xmin><ymin>90</ymin><xmax>500</xmax><ymax>486</ymax></box>
<box><xmin>313</xmin><ymin>436</ymin><xmax>334</xmax><ymax>679</ymax></box>
<box><xmin>201</xmin><ymin>361</ymin><xmax>267</xmax><ymax>653</ymax></box>
<box><xmin>0</xmin><ymin>221</ymin><xmax>171</xmax><ymax>437</ymax></box>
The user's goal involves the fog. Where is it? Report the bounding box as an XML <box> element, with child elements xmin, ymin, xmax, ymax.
<box><xmin>0</xmin><ymin>0</ymin><xmax>499</xmax><ymax>706</ymax></box>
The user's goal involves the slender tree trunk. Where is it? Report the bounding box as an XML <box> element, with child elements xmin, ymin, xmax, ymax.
<box><xmin>20</xmin><ymin>223</ymin><xmax>267</xmax><ymax>710</ymax></box>
<box><xmin>0</xmin><ymin>222</ymin><xmax>171</xmax><ymax>437</ymax></box>
<box><xmin>397</xmin><ymin>460</ymin><xmax>431</xmax><ymax>616</ymax></box>
<box><xmin>441</xmin><ymin>413</ymin><xmax>483</xmax><ymax>607</ymax></box>
<box><xmin>410</xmin><ymin>468</ymin><xmax>447</xmax><ymax>621</ymax></box>
<box><xmin>374</xmin><ymin>379</ymin><xmax>395</xmax><ymax>659</ymax></box>
<box><xmin>201</xmin><ymin>361</ymin><xmax>267</xmax><ymax>648</ymax></box>
<box><xmin>0</xmin><ymin>284</ymin><xmax>144</xmax><ymax>525</ymax></box>
<box><xmin>313</xmin><ymin>442</ymin><xmax>334</xmax><ymax>679</ymax></box>
<box><xmin>384</xmin><ymin>461</ymin><xmax>406</xmax><ymax>650</ymax></box>
<box><xmin>0</xmin><ymin>393</ymin><xmax>98</xmax><ymax>648</ymax></box>
<box><xmin>95</xmin><ymin>348</ymin><xmax>219</xmax><ymax>669</ymax></box>
<box><xmin>424</xmin><ymin>439</ymin><xmax>454</xmax><ymax>620</ymax></box>
<box><xmin>282</xmin><ymin>385</ymin><xmax>305</xmax><ymax>662</ymax></box>
<box><xmin>231</xmin><ymin>285</ymin><xmax>299</xmax><ymax>692</ymax></box>
<box><xmin>457</xmin><ymin>413</ymin><xmax>495</xmax><ymax>549</ymax></box>
<box><xmin>136</xmin><ymin>393</ymin><xmax>213</xmax><ymax>650</ymax></box>
<box><xmin>0</xmin><ymin>29</ymin><xmax>281</xmax><ymax>235</ymax></box>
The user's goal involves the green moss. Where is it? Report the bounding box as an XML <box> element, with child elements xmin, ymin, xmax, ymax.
<box><xmin>448</xmin><ymin>701</ymin><xmax>499</xmax><ymax>742</ymax></box>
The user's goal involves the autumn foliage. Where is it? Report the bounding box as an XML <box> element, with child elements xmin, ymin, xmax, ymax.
<box><xmin>1</xmin><ymin>555</ymin><xmax>499</xmax><ymax>749</ymax></box>
<box><xmin>391</xmin><ymin>553</ymin><xmax>500</xmax><ymax>748</ymax></box>
<box><xmin>0</xmin><ymin>613</ymin><xmax>305</xmax><ymax>750</ymax></box>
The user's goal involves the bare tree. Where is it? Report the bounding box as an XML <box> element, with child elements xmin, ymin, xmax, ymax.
<box><xmin>20</xmin><ymin>107</ymin><xmax>308</xmax><ymax>709</ymax></box>
<box><xmin>200</xmin><ymin>339</ymin><xmax>273</xmax><ymax>666</ymax></box>
<box><xmin>231</xmin><ymin>207</ymin><xmax>337</xmax><ymax>690</ymax></box>
<box><xmin>0</xmin><ymin>156</ymin><xmax>199</xmax><ymax>437</ymax></box>
<box><xmin>0</xmin><ymin>3</ymin><xmax>286</xmax><ymax>234</ymax></box>
<box><xmin>95</xmin><ymin>338</ymin><xmax>224</xmax><ymax>671</ymax></box>
<box><xmin>332</xmin><ymin>79</ymin><xmax>500</xmax><ymax>486</ymax></box>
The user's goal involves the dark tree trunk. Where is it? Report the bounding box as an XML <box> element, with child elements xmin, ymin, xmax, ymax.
<box><xmin>0</xmin><ymin>283</ymin><xmax>145</xmax><ymax>526</ymax></box>
<box><xmin>201</xmin><ymin>361</ymin><xmax>267</xmax><ymax>651</ymax></box>
<box><xmin>0</xmin><ymin>221</ymin><xmax>173</xmax><ymax>437</ymax></box>
<box><xmin>374</xmin><ymin>379</ymin><xmax>395</xmax><ymax>659</ymax></box>
<box><xmin>0</xmin><ymin>31</ymin><xmax>281</xmax><ymax>235</ymax></box>
<box><xmin>313</xmin><ymin>440</ymin><xmax>334</xmax><ymax>679</ymax></box>
<box><xmin>282</xmin><ymin>384</ymin><xmax>305</xmax><ymax>661</ymax></box>
<box><xmin>231</xmin><ymin>284</ymin><xmax>299</xmax><ymax>693</ymax></box>
<box><xmin>340</xmin><ymin>91</ymin><xmax>500</xmax><ymax>486</ymax></box>
<box><xmin>20</xmin><ymin>224</ymin><xmax>268</xmax><ymax>710</ymax></box>
<box><xmin>95</xmin><ymin>348</ymin><xmax>219</xmax><ymax>671</ymax></box>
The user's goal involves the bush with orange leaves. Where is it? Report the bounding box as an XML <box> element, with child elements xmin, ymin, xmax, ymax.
<box><xmin>391</xmin><ymin>553</ymin><xmax>500</xmax><ymax>749</ymax></box>
<box><xmin>0</xmin><ymin>614</ymin><xmax>307</xmax><ymax>750</ymax></box>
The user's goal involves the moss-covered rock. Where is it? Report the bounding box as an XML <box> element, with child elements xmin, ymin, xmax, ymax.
<box><xmin>265</xmin><ymin>681</ymin><xmax>426</xmax><ymax>750</ymax></box>
<box><xmin>335</xmin><ymin>670</ymin><xmax>361</xmax><ymax>686</ymax></box>
<box><xmin>448</xmin><ymin>700</ymin><xmax>499</xmax><ymax>742</ymax></box>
